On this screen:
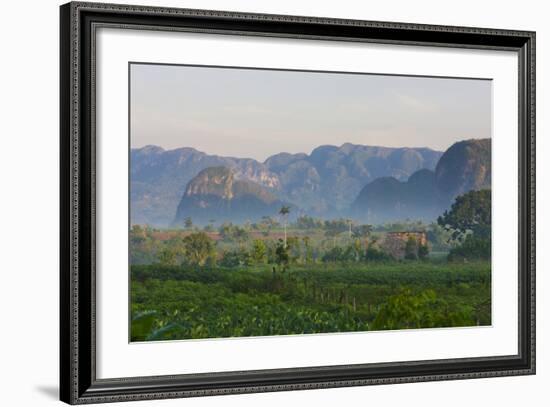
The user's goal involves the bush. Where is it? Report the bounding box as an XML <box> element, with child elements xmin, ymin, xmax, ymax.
<box><xmin>418</xmin><ymin>244</ymin><xmax>429</xmax><ymax>260</ymax></box>
<box><xmin>404</xmin><ymin>236</ymin><xmax>418</xmax><ymax>260</ymax></box>
<box><xmin>448</xmin><ymin>235</ymin><xmax>491</xmax><ymax>261</ymax></box>
<box><xmin>364</xmin><ymin>246</ymin><xmax>392</xmax><ymax>262</ymax></box>
<box><xmin>251</xmin><ymin>239</ymin><xmax>267</xmax><ymax>264</ymax></box>
<box><xmin>322</xmin><ymin>247</ymin><xmax>345</xmax><ymax>262</ymax></box>
<box><xmin>371</xmin><ymin>289</ymin><xmax>472</xmax><ymax>330</ymax></box>
<box><xmin>219</xmin><ymin>249</ymin><xmax>251</xmax><ymax>267</ymax></box>
<box><xmin>182</xmin><ymin>232</ymin><xmax>216</xmax><ymax>266</ymax></box>
<box><xmin>321</xmin><ymin>244</ymin><xmax>362</xmax><ymax>263</ymax></box>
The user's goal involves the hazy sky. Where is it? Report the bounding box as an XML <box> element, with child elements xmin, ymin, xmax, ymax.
<box><xmin>130</xmin><ymin>63</ymin><xmax>491</xmax><ymax>161</ymax></box>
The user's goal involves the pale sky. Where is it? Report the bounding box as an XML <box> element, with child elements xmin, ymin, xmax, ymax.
<box><xmin>130</xmin><ymin>63</ymin><xmax>492</xmax><ymax>161</ymax></box>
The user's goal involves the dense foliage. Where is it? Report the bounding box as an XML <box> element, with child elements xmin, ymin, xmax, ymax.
<box><xmin>437</xmin><ymin>189</ymin><xmax>491</xmax><ymax>261</ymax></box>
<box><xmin>131</xmin><ymin>262</ymin><xmax>491</xmax><ymax>341</ymax></box>
<box><xmin>130</xmin><ymin>191</ymin><xmax>491</xmax><ymax>341</ymax></box>
<box><xmin>448</xmin><ymin>236</ymin><xmax>491</xmax><ymax>261</ymax></box>
<box><xmin>438</xmin><ymin>189</ymin><xmax>491</xmax><ymax>241</ymax></box>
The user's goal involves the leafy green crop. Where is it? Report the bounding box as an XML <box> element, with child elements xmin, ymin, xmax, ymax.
<box><xmin>130</xmin><ymin>261</ymin><xmax>490</xmax><ymax>341</ymax></box>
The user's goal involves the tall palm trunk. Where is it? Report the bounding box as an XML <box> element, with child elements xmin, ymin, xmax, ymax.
<box><xmin>283</xmin><ymin>217</ymin><xmax>287</xmax><ymax>248</ymax></box>
<box><xmin>278</xmin><ymin>206</ymin><xmax>290</xmax><ymax>248</ymax></box>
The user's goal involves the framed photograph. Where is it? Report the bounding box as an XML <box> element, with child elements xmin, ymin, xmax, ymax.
<box><xmin>60</xmin><ymin>1</ymin><xmax>535</xmax><ymax>404</ymax></box>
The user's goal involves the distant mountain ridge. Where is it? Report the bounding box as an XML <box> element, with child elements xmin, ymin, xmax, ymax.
<box><xmin>131</xmin><ymin>143</ymin><xmax>442</xmax><ymax>226</ymax></box>
<box><xmin>131</xmin><ymin>146</ymin><xmax>280</xmax><ymax>226</ymax></box>
<box><xmin>174</xmin><ymin>167</ymin><xmax>283</xmax><ymax>225</ymax></box>
<box><xmin>351</xmin><ymin>139</ymin><xmax>491</xmax><ymax>223</ymax></box>
<box><xmin>435</xmin><ymin>138</ymin><xmax>491</xmax><ymax>200</ymax></box>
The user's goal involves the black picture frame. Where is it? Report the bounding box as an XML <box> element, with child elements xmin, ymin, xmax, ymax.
<box><xmin>60</xmin><ymin>1</ymin><xmax>536</xmax><ymax>404</ymax></box>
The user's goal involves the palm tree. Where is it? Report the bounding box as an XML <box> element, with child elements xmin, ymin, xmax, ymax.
<box><xmin>347</xmin><ymin>219</ymin><xmax>354</xmax><ymax>239</ymax></box>
<box><xmin>279</xmin><ymin>205</ymin><xmax>290</xmax><ymax>248</ymax></box>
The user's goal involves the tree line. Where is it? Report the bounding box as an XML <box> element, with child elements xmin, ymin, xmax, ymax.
<box><xmin>131</xmin><ymin>189</ymin><xmax>491</xmax><ymax>266</ymax></box>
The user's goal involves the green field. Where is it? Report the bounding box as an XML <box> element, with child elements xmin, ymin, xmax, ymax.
<box><xmin>130</xmin><ymin>261</ymin><xmax>491</xmax><ymax>341</ymax></box>
<box><xmin>130</xmin><ymin>197</ymin><xmax>492</xmax><ymax>342</ymax></box>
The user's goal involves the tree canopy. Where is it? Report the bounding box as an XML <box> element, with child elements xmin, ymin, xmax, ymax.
<box><xmin>183</xmin><ymin>232</ymin><xmax>215</xmax><ymax>266</ymax></box>
<box><xmin>437</xmin><ymin>189</ymin><xmax>491</xmax><ymax>241</ymax></box>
